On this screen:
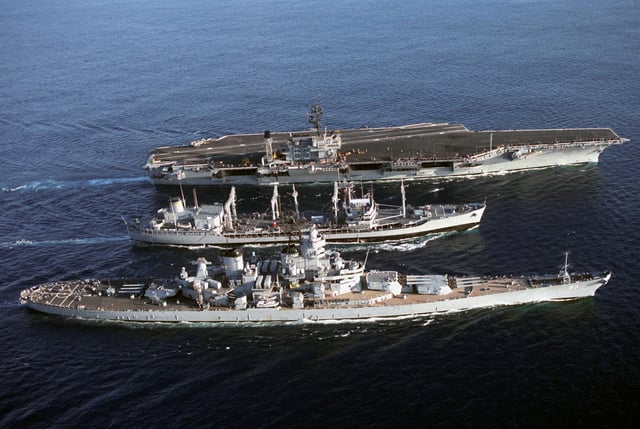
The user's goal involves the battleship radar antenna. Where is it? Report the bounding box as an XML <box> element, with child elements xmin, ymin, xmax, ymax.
<box><xmin>308</xmin><ymin>103</ymin><xmax>323</xmax><ymax>136</ymax></box>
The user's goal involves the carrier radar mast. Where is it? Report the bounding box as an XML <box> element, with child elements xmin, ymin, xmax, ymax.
<box><xmin>308</xmin><ymin>103</ymin><xmax>323</xmax><ymax>136</ymax></box>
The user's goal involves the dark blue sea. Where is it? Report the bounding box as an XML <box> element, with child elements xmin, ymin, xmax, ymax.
<box><xmin>1</xmin><ymin>0</ymin><xmax>639</xmax><ymax>427</ymax></box>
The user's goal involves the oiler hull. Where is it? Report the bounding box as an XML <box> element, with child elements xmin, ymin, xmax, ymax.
<box><xmin>127</xmin><ymin>206</ymin><xmax>486</xmax><ymax>247</ymax></box>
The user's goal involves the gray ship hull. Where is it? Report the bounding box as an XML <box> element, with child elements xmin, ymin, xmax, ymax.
<box><xmin>149</xmin><ymin>143</ymin><xmax>612</xmax><ymax>186</ymax></box>
<box><xmin>23</xmin><ymin>275</ymin><xmax>607</xmax><ymax>323</ymax></box>
<box><xmin>127</xmin><ymin>205</ymin><xmax>485</xmax><ymax>247</ymax></box>
<box><xmin>145</xmin><ymin>121</ymin><xmax>627</xmax><ymax>186</ymax></box>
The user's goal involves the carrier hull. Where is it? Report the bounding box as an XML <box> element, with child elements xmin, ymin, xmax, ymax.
<box><xmin>145</xmin><ymin>120</ymin><xmax>627</xmax><ymax>186</ymax></box>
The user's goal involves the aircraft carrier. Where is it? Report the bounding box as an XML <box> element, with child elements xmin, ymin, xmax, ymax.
<box><xmin>144</xmin><ymin>105</ymin><xmax>627</xmax><ymax>186</ymax></box>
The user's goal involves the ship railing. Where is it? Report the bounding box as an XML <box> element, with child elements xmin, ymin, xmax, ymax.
<box><xmin>372</xmin><ymin>212</ymin><xmax>405</xmax><ymax>223</ymax></box>
<box><xmin>390</xmin><ymin>160</ymin><xmax>421</xmax><ymax>167</ymax></box>
<box><xmin>508</xmin><ymin>139</ymin><xmax>618</xmax><ymax>151</ymax></box>
<box><xmin>462</xmin><ymin>139</ymin><xmax>622</xmax><ymax>162</ymax></box>
<box><xmin>321</xmin><ymin>221</ymin><xmax>416</xmax><ymax>234</ymax></box>
<box><xmin>138</xmin><ymin>228</ymin><xmax>293</xmax><ymax>240</ymax></box>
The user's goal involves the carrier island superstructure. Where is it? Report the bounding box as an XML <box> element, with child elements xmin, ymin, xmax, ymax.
<box><xmin>144</xmin><ymin>105</ymin><xmax>627</xmax><ymax>186</ymax></box>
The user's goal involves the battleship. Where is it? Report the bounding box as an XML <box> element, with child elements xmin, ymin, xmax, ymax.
<box><xmin>125</xmin><ymin>181</ymin><xmax>486</xmax><ymax>247</ymax></box>
<box><xmin>21</xmin><ymin>231</ymin><xmax>611</xmax><ymax>323</ymax></box>
<box><xmin>144</xmin><ymin>104</ymin><xmax>627</xmax><ymax>186</ymax></box>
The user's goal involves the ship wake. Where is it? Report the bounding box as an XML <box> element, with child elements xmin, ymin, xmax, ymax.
<box><xmin>2</xmin><ymin>177</ymin><xmax>151</xmax><ymax>193</ymax></box>
<box><xmin>0</xmin><ymin>236</ymin><xmax>129</xmax><ymax>249</ymax></box>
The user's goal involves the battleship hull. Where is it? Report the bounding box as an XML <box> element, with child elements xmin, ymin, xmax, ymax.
<box><xmin>22</xmin><ymin>274</ymin><xmax>608</xmax><ymax>323</ymax></box>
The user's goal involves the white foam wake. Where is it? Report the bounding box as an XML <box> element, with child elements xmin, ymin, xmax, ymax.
<box><xmin>0</xmin><ymin>236</ymin><xmax>129</xmax><ymax>249</ymax></box>
<box><xmin>2</xmin><ymin>177</ymin><xmax>150</xmax><ymax>193</ymax></box>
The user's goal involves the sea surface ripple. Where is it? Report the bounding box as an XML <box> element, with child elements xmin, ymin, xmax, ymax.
<box><xmin>1</xmin><ymin>0</ymin><xmax>639</xmax><ymax>427</ymax></box>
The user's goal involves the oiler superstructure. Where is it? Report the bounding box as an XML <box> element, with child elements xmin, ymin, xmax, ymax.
<box><xmin>126</xmin><ymin>181</ymin><xmax>486</xmax><ymax>247</ymax></box>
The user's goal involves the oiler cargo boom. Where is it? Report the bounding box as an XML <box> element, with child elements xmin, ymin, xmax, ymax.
<box><xmin>126</xmin><ymin>181</ymin><xmax>485</xmax><ymax>247</ymax></box>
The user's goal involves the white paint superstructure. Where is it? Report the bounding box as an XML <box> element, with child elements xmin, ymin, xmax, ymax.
<box><xmin>126</xmin><ymin>182</ymin><xmax>485</xmax><ymax>247</ymax></box>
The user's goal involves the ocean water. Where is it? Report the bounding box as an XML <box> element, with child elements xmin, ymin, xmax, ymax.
<box><xmin>1</xmin><ymin>0</ymin><xmax>639</xmax><ymax>427</ymax></box>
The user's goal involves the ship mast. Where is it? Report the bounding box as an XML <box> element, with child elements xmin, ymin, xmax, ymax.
<box><xmin>271</xmin><ymin>184</ymin><xmax>280</xmax><ymax>222</ymax></box>
<box><xmin>308</xmin><ymin>103</ymin><xmax>323</xmax><ymax>136</ymax></box>
<box><xmin>291</xmin><ymin>184</ymin><xmax>300</xmax><ymax>220</ymax></box>
<box><xmin>263</xmin><ymin>130</ymin><xmax>273</xmax><ymax>164</ymax></box>
<box><xmin>561</xmin><ymin>251</ymin><xmax>571</xmax><ymax>284</ymax></box>
<box><xmin>332</xmin><ymin>181</ymin><xmax>339</xmax><ymax>222</ymax></box>
<box><xmin>223</xmin><ymin>187</ymin><xmax>237</xmax><ymax>231</ymax></box>
<box><xmin>179</xmin><ymin>180</ymin><xmax>186</xmax><ymax>207</ymax></box>
<box><xmin>401</xmin><ymin>180</ymin><xmax>406</xmax><ymax>218</ymax></box>
<box><xmin>169</xmin><ymin>196</ymin><xmax>177</xmax><ymax>231</ymax></box>
<box><xmin>230</xmin><ymin>186</ymin><xmax>237</xmax><ymax>220</ymax></box>
<box><xmin>192</xmin><ymin>188</ymin><xmax>199</xmax><ymax>210</ymax></box>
